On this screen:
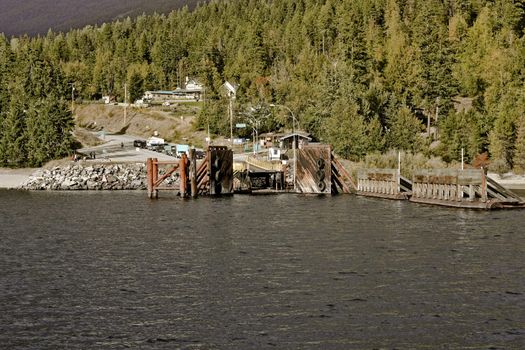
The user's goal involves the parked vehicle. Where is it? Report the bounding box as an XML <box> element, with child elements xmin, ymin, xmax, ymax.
<box><xmin>133</xmin><ymin>140</ymin><xmax>147</xmax><ymax>148</ymax></box>
<box><xmin>146</xmin><ymin>136</ymin><xmax>165</xmax><ymax>148</ymax></box>
<box><xmin>164</xmin><ymin>144</ymin><xmax>177</xmax><ymax>156</ymax></box>
<box><xmin>175</xmin><ymin>144</ymin><xmax>190</xmax><ymax>158</ymax></box>
<box><xmin>195</xmin><ymin>150</ymin><xmax>206</xmax><ymax>159</ymax></box>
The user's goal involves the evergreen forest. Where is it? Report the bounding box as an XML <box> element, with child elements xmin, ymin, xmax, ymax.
<box><xmin>1</xmin><ymin>0</ymin><xmax>525</xmax><ymax>170</ymax></box>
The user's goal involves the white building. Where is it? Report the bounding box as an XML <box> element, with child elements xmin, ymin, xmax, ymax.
<box><xmin>143</xmin><ymin>77</ymin><xmax>204</xmax><ymax>103</ymax></box>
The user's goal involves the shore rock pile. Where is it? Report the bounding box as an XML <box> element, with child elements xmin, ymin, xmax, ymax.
<box><xmin>21</xmin><ymin>163</ymin><xmax>147</xmax><ymax>190</ymax></box>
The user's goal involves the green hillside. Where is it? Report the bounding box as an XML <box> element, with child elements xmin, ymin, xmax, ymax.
<box><xmin>1</xmin><ymin>0</ymin><xmax>525</xmax><ymax>171</ymax></box>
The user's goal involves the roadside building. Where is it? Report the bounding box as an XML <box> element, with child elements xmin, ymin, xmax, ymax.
<box><xmin>143</xmin><ymin>77</ymin><xmax>204</xmax><ymax>103</ymax></box>
<box><xmin>279</xmin><ymin>132</ymin><xmax>312</xmax><ymax>150</ymax></box>
<box><xmin>258</xmin><ymin>132</ymin><xmax>282</xmax><ymax>149</ymax></box>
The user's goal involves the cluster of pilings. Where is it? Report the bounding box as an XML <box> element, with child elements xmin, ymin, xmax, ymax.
<box><xmin>146</xmin><ymin>146</ymin><xmax>233</xmax><ymax>199</ymax></box>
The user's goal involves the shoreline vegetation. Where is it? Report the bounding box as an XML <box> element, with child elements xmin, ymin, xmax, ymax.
<box><xmin>3</xmin><ymin>104</ymin><xmax>525</xmax><ymax>191</ymax></box>
<box><xmin>2</xmin><ymin>1</ymin><xmax>525</xmax><ymax>178</ymax></box>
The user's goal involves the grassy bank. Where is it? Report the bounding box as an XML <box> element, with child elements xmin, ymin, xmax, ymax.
<box><xmin>74</xmin><ymin>103</ymin><xmax>208</xmax><ymax>147</ymax></box>
<box><xmin>340</xmin><ymin>150</ymin><xmax>459</xmax><ymax>181</ymax></box>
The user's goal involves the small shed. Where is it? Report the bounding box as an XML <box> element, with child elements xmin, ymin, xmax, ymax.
<box><xmin>258</xmin><ymin>132</ymin><xmax>282</xmax><ymax>148</ymax></box>
<box><xmin>279</xmin><ymin>132</ymin><xmax>312</xmax><ymax>150</ymax></box>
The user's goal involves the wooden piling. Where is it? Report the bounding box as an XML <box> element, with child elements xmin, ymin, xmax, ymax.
<box><xmin>146</xmin><ymin>158</ymin><xmax>154</xmax><ymax>199</ymax></box>
<box><xmin>189</xmin><ymin>148</ymin><xmax>198</xmax><ymax>198</ymax></box>
<box><xmin>152</xmin><ymin>158</ymin><xmax>159</xmax><ymax>198</ymax></box>
<box><xmin>180</xmin><ymin>153</ymin><xmax>188</xmax><ymax>198</ymax></box>
<box><xmin>146</xmin><ymin>158</ymin><xmax>159</xmax><ymax>199</ymax></box>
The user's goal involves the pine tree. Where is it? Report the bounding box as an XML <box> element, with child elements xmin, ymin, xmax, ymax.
<box><xmin>0</xmin><ymin>34</ymin><xmax>11</xmax><ymax>143</ymax></box>
<box><xmin>386</xmin><ymin>106</ymin><xmax>424</xmax><ymax>153</ymax></box>
<box><xmin>127</xmin><ymin>71</ymin><xmax>144</xmax><ymax>103</ymax></box>
<box><xmin>24</xmin><ymin>99</ymin><xmax>48</xmax><ymax>167</ymax></box>
<box><xmin>489</xmin><ymin>113</ymin><xmax>516</xmax><ymax>171</ymax></box>
<box><xmin>0</xmin><ymin>93</ymin><xmax>27</xmax><ymax>167</ymax></box>
<box><xmin>437</xmin><ymin>110</ymin><xmax>474</xmax><ymax>162</ymax></box>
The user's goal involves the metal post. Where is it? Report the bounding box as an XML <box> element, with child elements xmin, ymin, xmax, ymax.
<box><xmin>461</xmin><ymin>148</ymin><xmax>464</xmax><ymax>170</ymax></box>
<box><xmin>481</xmin><ymin>168</ymin><xmax>488</xmax><ymax>202</ymax></box>
<box><xmin>427</xmin><ymin>111</ymin><xmax>431</xmax><ymax>138</ymax></box>
<box><xmin>252</xmin><ymin>126</ymin><xmax>256</xmax><ymax>155</ymax></box>
<box><xmin>124</xmin><ymin>83</ymin><xmax>127</xmax><ymax>126</ymax></box>
<box><xmin>207</xmin><ymin>118</ymin><xmax>211</xmax><ymax>146</ymax></box>
<box><xmin>71</xmin><ymin>85</ymin><xmax>75</xmax><ymax>114</ymax></box>
<box><xmin>270</xmin><ymin>104</ymin><xmax>297</xmax><ymax>192</ymax></box>
<box><xmin>256</xmin><ymin>120</ymin><xmax>259</xmax><ymax>154</ymax></box>
<box><xmin>398</xmin><ymin>151</ymin><xmax>401</xmax><ymax>193</ymax></box>
<box><xmin>292</xmin><ymin>115</ymin><xmax>296</xmax><ymax>192</ymax></box>
<box><xmin>229</xmin><ymin>98</ymin><xmax>233</xmax><ymax>148</ymax></box>
<box><xmin>435</xmin><ymin>100</ymin><xmax>439</xmax><ymax>139</ymax></box>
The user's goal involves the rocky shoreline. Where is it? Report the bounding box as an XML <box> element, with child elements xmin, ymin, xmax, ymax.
<box><xmin>20</xmin><ymin>163</ymin><xmax>148</xmax><ymax>190</ymax></box>
<box><xmin>5</xmin><ymin>163</ymin><xmax>525</xmax><ymax>194</ymax></box>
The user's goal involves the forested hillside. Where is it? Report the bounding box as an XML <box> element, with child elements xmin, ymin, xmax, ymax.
<box><xmin>1</xmin><ymin>0</ymin><xmax>525</xmax><ymax>170</ymax></box>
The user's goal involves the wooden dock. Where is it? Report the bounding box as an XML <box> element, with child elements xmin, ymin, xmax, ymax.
<box><xmin>145</xmin><ymin>144</ymin><xmax>524</xmax><ymax>210</ymax></box>
<box><xmin>410</xmin><ymin>168</ymin><xmax>525</xmax><ymax>209</ymax></box>
<box><xmin>231</xmin><ymin>145</ymin><xmax>355</xmax><ymax>195</ymax></box>
<box><xmin>356</xmin><ymin>169</ymin><xmax>411</xmax><ymax>200</ymax></box>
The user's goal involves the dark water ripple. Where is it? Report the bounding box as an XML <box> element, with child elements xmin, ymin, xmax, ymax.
<box><xmin>0</xmin><ymin>190</ymin><xmax>524</xmax><ymax>349</ymax></box>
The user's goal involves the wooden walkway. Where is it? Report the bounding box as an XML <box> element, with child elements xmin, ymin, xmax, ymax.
<box><xmin>410</xmin><ymin>169</ymin><xmax>525</xmax><ymax>209</ymax></box>
<box><xmin>356</xmin><ymin>169</ymin><xmax>410</xmax><ymax>200</ymax></box>
<box><xmin>353</xmin><ymin>167</ymin><xmax>524</xmax><ymax>209</ymax></box>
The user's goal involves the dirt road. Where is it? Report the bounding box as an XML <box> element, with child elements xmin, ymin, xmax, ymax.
<box><xmin>77</xmin><ymin>133</ymin><xmax>179</xmax><ymax>162</ymax></box>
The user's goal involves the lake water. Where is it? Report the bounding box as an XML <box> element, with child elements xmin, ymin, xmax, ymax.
<box><xmin>0</xmin><ymin>190</ymin><xmax>524</xmax><ymax>349</ymax></box>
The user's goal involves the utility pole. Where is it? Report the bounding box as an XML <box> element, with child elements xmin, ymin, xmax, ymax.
<box><xmin>124</xmin><ymin>83</ymin><xmax>127</xmax><ymax>127</ymax></box>
<box><xmin>71</xmin><ymin>85</ymin><xmax>75</xmax><ymax>114</ymax></box>
<box><xmin>270</xmin><ymin>104</ymin><xmax>297</xmax><ymax>192</ymax></box>
<box><xmin>398</xmin><ymin>151</ymin><xmax>401</xmax><ymax>193</ymax></box>
<box><xmin>427</xmin><ymin>110</ymin><xmax>431</xmax><ymax>138</ymax></box>
<box><xmin>207</xmin><ymin>122</ymin><xmax>211</xmax><ymax>145</ymax></box>
<box><xmin>435</xmin><ymin>97</ymin><xmax>440</xmax><ymax>140</ymax></box>
<box><xmin>229</xmin><ymin>97</ymin><xmax>233</xmax><ymax>147</ymax></box>
<box><xmin>222</xmin><ymin>81</ymin><xmax>237</xmax><ymax>148</ymax></box>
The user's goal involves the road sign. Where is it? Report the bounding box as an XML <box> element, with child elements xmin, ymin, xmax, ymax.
<box><xmin>236</xmin><ymin>123</ymin><xmax>247</xmax><ymax>128</ymax></box>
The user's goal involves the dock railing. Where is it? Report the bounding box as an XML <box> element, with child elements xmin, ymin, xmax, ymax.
<box><xmin>356</xmin><ymin>168</ymin><xmax>409</xmax><ymax>199</ymax></box>
<box><xmin>245</xmin><ymin>156</ymin><xmax>283</xmax><ymax>172</ymax></box>
<box><xmin>411</xmin><ymin>169</ymin><xmax>486</xmax><ymax>203</ymax></box>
